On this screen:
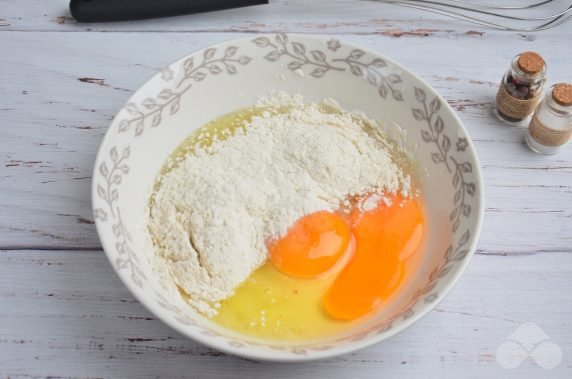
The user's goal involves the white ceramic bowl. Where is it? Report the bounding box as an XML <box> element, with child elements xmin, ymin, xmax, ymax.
<box><xmin>93</xmin><ymin>34</ymin><xmax>484</xmax><ymax>361</ymax></box>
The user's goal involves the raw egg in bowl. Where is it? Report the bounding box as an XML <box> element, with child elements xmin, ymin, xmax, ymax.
<box><xmin>93</xmin><ymin>34</ymin><xmax>484</xmax><ymax>361</ymax></box>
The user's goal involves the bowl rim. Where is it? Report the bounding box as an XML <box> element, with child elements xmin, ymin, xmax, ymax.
<box><xmin>92</xmin><ymin>33</ymin><xmax>485</xmax><ymax>362</ymax></box>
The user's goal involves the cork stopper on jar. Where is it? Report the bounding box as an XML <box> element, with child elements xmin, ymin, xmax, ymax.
<box><xmin>552</xmin><ymin>83</ymin><xmax>572</xmax><ymax>107</ymax></box>
<box><xmin>517</xmin><ymin>51</ymin><xmax>545</xmax><ymax>75</ymax></box>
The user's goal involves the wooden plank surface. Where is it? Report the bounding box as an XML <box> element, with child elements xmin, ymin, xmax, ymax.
<box><xmin>1</xmin><ymin>0</ymin><xmax>571</xmax><ymax>377</ymax></box>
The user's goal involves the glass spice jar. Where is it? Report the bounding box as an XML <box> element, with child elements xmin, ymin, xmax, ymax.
<box><xmin>526</xmin><ymin>83</ymin><xmax>572</xmax><ymax>155</ymax></box>
<box><xmin>496</xmin><ymin>51</ymin><xmax>547</xmax><ymax>124</ymax></box>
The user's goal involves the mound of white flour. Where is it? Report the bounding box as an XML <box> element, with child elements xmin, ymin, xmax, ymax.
<box><xmin>147</xmin><ymin>95</ymin><xmax>409</xmax><ymax>316</ymax></box>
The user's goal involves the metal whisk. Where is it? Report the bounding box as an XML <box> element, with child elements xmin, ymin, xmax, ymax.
<box><xmin>371</xmin><ymin>0</ymin><xmax>572</xmax><ymax>31</ymax></box>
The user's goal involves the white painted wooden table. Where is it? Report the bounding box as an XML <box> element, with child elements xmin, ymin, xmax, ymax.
<box><xmin>1</xmin><ymin>1</ymin><xmax>571</xmax><ymax>377</ymax></box>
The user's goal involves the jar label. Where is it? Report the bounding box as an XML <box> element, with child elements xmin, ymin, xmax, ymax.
<box><xmin>496</xmin><ymin>83</ymin><xmax>540</xmax><ymax>119</ymax></box>
<box><xmin>529</xmin><ymin>114</ymin><xmax>572</xmax><ymax>147</ymax></box>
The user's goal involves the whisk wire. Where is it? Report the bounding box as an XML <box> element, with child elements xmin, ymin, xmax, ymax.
<box><xmin>371</xmin><ymin>0</ymin><xmax>572</xmax><ymax>32</ymax></box>
<box><xmin>441</xmin><ymin>0</ymin><xmax>554</xmax><ymax>10</ymax></box>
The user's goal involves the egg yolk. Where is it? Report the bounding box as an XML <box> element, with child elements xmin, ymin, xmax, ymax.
<box><xmin>323</xmin><ymin>194</ymin><xmax>424</xmax><ymax>320</ymax></box>
<box><xmin>268</xmin><ymin>211</ymin><xmax>351</xmax><ymax>278</ymax></box>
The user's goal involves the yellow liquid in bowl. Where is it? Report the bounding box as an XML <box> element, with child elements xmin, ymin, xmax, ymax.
<box><xmin>213</xmin><ymin>263</ymin><xmax>350</xmax><ymax>340</ymax></box>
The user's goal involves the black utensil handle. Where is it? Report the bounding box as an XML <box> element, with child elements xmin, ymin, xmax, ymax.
<box><xmin>70</xmin><ymin>0</ymin><xmax>269</xmax><ymax>23</ymax></box>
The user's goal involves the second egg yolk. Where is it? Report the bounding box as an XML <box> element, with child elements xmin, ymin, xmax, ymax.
<box><xmin>268</xmin><ymin>212</ymin><xmax>351</xmax><ymax>278</ymax></box>
<box><xmin>323</xmin><ymin>194</ymin><xmax>424</xmax><ymax>320</ymax></box>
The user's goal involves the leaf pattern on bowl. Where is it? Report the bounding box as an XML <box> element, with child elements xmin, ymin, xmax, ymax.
<box><xmin>253</xmin><ymin>34</ymin><xmax>404</xmax><ymax>101</ymax></box>
<box><xmin>113</xmin><ymin>208</ymin><xmax>146</xmax><ymax>288</ymax></box>
<box><xmin>411</xmin><ymin>87</ymin><xmax>476</xmax><ymax>232</ymax></box>
<box><xmin>96</xmin><ymin>146</ymin><xmax>130</xmax><ymax>218</ymax></box>
<box><xmin>96</xmin><ymin>145</ymin><xmax>146</xmax><ymax>288</ymax></box>
<box><xmin>332</xmin><ymin>50</ymin><xmax>404</xmax><ymax>101</ymax></box>
<box><xmin>93</xmin><ymin>33</ymin><xmax>480</xmax><ymax>354</ymax></box>
<box><xmin>116</xmin><ymin>45</ymin><xmax>252</xmax><ymax>137</ymax></box>
<box><xmin>253</xmin><ymin>33</ymin><xmax>345</xmax><ymax>78</ymax></box>
<box><xmin>413</xmin><ymin>88</ymin><xmax>451</xmax><ymax>171</ymax></box>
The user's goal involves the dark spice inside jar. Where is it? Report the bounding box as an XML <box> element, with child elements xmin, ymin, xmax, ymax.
<box><xmin>496</xmin><ymin>51</ymin><xmax>547</xmax><ymax>123</ymax></box>
<box><xmin>503</xmin><ymin>72</ymin><xmax>545</xmax><ymax>100</ymax></box>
